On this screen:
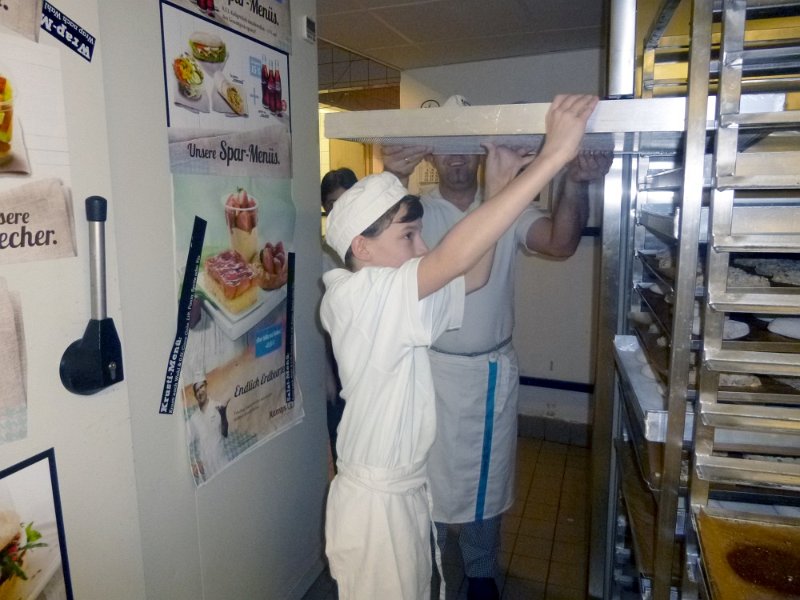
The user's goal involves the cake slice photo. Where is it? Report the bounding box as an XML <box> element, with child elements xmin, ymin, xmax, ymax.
<box><xmin>201</xmin><ymin>249</ymin><xmax>259</xmax><ymax>317</ymax></box>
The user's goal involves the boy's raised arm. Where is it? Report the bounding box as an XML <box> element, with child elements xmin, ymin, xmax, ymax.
<box><xmin>417</xmin><ymin>94</ymin><xmax>598</xmax><ymax>299</ymax></box>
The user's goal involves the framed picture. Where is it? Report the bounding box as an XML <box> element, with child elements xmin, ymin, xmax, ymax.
<box><xmin>0</xmin><ymin>449</ymin><xmax>73</xmax><ymax>600</ymax></box>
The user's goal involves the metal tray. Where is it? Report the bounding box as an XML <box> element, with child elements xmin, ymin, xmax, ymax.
<box><xmin>693</xmin><ymin>506</ymin><xmax>800</xmax><ymax>600</ymax></box>
<box><xmin>615</xmin><ymin>336</ymin><xmax>800</xmax><ymax>451</ymax></box>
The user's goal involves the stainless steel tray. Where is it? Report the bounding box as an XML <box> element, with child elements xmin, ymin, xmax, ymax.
<box><xmin>615</xmin><ymin>336</ymin><xmax>800</xmax><ymax>450</ymax></box>
<box><xmin>693</xmin><ymin>505</ymin><xmax>800</xmax><ymax>600</ymax></box>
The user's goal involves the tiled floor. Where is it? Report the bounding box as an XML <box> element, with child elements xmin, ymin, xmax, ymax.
<box><xmin>303</xmin><ymin>437</ymin><xmax>590</xmax><ymax>600</ymax></box>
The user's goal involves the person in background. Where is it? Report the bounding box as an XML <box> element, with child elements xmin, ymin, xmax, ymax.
<box><xmin>321</xmin><ymin>167</ymin><xmax>358</xmax><ymax>216</ymax></box>
<box><xmin>320</xmin><ymin>95</ymin><xmax>598</xmax><ymax>600</ymax></box>
<box><xmin>320</xmin><ymin>167</ymin><xmax>359</xmax><ymax>469</ymax></box>
<box><xmin>382</xmin><ymin>98</ymin><xmax>612</xmax><ymax>600</ymax></box>
<box><xmin>321</xmin><ymin>167</ymin><xmax>359</xmax><ymax>273</ymax></box>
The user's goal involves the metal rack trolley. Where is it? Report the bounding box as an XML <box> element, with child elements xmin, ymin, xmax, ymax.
<box><xmin>591</xmin><ymin>1</ymin><xmax>800</xmax><ymax>599</ymax></box>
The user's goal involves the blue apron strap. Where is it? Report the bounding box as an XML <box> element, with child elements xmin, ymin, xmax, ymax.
<box><xmin>475</xmin><ymin>358</ymin><xmax>498</xmax><ymax>521</ymax></box>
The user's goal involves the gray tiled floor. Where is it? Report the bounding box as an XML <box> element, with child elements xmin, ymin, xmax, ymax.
<box><xmin>303</xmin><ymin>438</ymin><xmax>590</xmax><ymax>600</ymax></box>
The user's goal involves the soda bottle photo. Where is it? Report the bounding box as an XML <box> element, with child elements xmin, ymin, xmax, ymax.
<box><xmin>266</xmin><ymin>61</ymin><xmax>276</xmax><ymax>114</ymax></box>
<box><xmin>261</xmin><ymin>59</ymin><xmax>269</xmax><ymax>108</ymax></box>
<box><xmin>273</xmin><ymin>66</ymin><xmax>282</xmax><ymax>116</ymax></box>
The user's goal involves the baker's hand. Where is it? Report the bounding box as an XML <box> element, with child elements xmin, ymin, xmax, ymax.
<box><xmin>381</xmin><ymin>144</ymin><xmax>430</xmax><ymax>179</ymax></box>
<box><xmin>483</xmin><ymin>143</ymin><xmax>536</xmax><ymax>196</ymax></box>
<box><xmin>566</xmin><ymin>150</ymin><xmax>613</xmax><ymax>183</ymax></box>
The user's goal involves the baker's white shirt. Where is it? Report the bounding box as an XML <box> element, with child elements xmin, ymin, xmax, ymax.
<box><xmin>321</xmin><ymin>258</ymin><xmax>464</xmax><ymax>467</ymax></box>
<box><xmin>320</xmin><ymin>258</ymin><xmax>464</xmax><ymax>599</ymax></box>
<box><xmin>420</xmin><ymin>189</ymin><xmax>544</xmax><ymax>354</ymax></box>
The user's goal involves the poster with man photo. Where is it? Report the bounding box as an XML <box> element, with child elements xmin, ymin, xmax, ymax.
<box><xmin>172</xmin><ymin>173</ymin><xmax>299</xmax><ymax>486</ymax></box>
<box><xmin>160</xmin><ymin>0</ymin><xmax>299</xmax><ymax>485</ymax></box>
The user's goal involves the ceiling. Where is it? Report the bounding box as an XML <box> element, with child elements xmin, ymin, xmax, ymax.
<box><xmin>316</xmin><ymin>0</ymin><xmax>608</xmax><ymax>71</ymax></box>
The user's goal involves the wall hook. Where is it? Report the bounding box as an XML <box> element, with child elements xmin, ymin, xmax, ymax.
<box><xmin>59</xmin><ymin>196</ymin><xmax>124</xmax><ymax>395</ymax></box>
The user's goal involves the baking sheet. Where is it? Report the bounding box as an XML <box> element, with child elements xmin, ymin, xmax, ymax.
<box><xmin>696</xmin><ymin>507</ymin><xmax>800</xmax><ymax>600</ymax></box>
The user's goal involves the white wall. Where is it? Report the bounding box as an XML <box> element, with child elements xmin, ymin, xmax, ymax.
<box><xmin>1</xmin><ymin>2</ymin><xmax>147</xmax><ymax>598</ymax></box>
<box><xmin>99</xmin><ymin>0</ymin><xmax>329</xmax><ymax>597</ymax></box>
<box><xmin>400</xmin><ymin>49</ymin><xmax>604</xmax><ymax>424</ymax></box>
<box><xmin>0</xmin><ymin>0</ymin><xmax>329</xmax><ymax>597</ymax></box>
<box><xmin>400</xmin><ymin>49</ymin><xmax>604</xmax><ymax>108</ymax></box>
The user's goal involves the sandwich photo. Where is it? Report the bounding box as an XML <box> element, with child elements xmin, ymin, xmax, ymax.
<box><xmin>0</xmin><ymin>509</ymin><xmax>46</xmax><ymax>587</ymax></box>
<box><xmin>203</xmin><ymin>250</ymin><xmax>259</xmax><ymax>315</ymax></box>
<box><xmin>189</xmin><ymin>31</ymin><xmax>227</xmax><ymax>63</ymax></box>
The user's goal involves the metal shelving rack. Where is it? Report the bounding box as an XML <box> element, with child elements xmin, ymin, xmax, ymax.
<box><xmin>687</xmin><ymin>1</ymin><xmax>800</xmax><ymax>598</ymax></box>
<box><xmin>591</xmin><ymin>1</ymin><xmax>800</xmax><ymax>599</ymax></box>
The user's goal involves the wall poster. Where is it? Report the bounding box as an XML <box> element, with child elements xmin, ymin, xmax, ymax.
<box><xmin>0</xmin><ymin>449</ymin><xmax>73</xmax><ymax>600</ymax></box>
<box><xmin>0</xmin><ymin>34</ymin><xmax>75</xmax><ymax>445</ymax></box>
<box><xmin>159</xmin><ymin>0</ymin><xmax>301</xmax><ymax>486</ymax></box>
<box><xmin>166</xmin><ymin>0</ymin><xmax>291</xmax><ymax>53</ymax></box>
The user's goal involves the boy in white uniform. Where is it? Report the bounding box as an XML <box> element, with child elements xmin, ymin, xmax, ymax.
<box><xmin>320</xmin><ymin>94</ymin><xmax>598</xmax><ymax>600</ymax></box>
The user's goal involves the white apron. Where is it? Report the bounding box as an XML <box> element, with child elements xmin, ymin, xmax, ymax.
<box><xmin>326</xmin><ymin>460</ymin><xmax>443</xmax><ymax>600</ymax></box>
<box><xmin>426</xmin><ymin>344</ymin><xmax>519</xmax><ymax>524</ymax></box>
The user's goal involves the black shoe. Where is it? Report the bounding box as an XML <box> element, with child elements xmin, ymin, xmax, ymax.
<box><xmin>467</xmin><ymin>577</ymin><xmax>499</xmax><ymax>600</ymax></box>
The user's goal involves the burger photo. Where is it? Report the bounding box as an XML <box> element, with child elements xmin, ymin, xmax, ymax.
<box><xmin>189</xmin><ymin>31</ymin><xmax>227</xmax><ymax>63</ymax></box>
<box><xmin>0</xmin><ymin>509</ymin><xmax>46</xmax><ymax>588</ymax></box>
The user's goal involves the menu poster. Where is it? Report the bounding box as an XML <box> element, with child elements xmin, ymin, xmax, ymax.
<box><xmin>161</xmin><ymin>1</ymin><xmax>291</xmax><ymax>178</ymax></box>
<box><xmin>159</xmin><ymin>2</ymin><xmax>301</xmax><ymax>486</ymax></box>
<box><xmin>0</xmin><ymin>34</ymin><xmax>75</xmax><ymax>445</ymax></box>
<box><xmin>174</xmin><ymin>174</ymin><xmax>298</xmax><ymax>485</ymax></box>
<box><xmin>166</xmin><ymin>0</ymin><xmax>291</xmax><ymax>52</ymax></box>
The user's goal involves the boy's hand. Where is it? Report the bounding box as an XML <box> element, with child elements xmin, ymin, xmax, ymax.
<box><xmin>482</xmin><ymin>143</ymin><xmax>536</xmax><ymax>197</ymax></box>
<box><xmin>540</xmin><ymin>95</ymin><xmax>599</xmax><ymax>165</ymax></box>
<box><xmin>381</xmin><ymin>144</ymin><xmax>431</xmax><ymax>179</ymax></box>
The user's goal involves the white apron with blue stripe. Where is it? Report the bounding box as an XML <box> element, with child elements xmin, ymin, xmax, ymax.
<box><xmin>426</xmin><ymin>343</ymin><xmax>519</xmax><ymax>524</ymax></box>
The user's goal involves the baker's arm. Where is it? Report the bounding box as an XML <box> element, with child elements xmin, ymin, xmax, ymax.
<box><xmin>525</xmin><ymin>151</ymin><xmax>612</xmax><ymax>257</ymax></box>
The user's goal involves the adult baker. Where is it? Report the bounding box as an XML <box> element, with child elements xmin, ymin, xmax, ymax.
<box><xmin>382</xmin><ymin>105</ymin><xmax>611</xmax><ymax>600</ymax></box>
